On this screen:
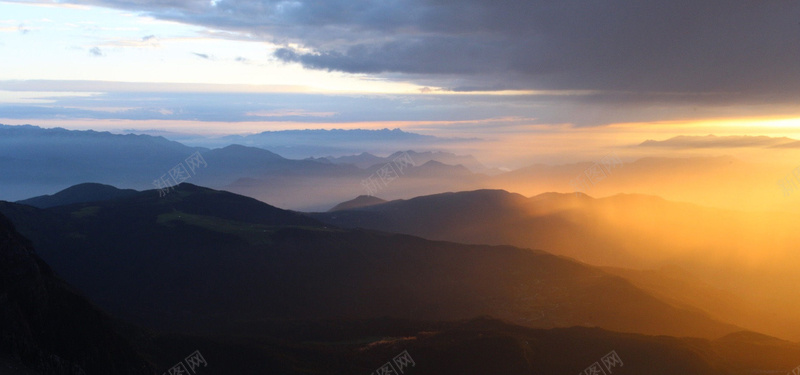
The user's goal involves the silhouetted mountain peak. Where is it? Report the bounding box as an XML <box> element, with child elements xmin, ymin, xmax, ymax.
<box><xmin>440</xmin><ymin>189</ymin><xmax>529</xmax><ymax>204</ymax></box>
<box><xmin>80</xmin><ymin>183</ymin><xmax>326</xmax><ymax>228</ymax></box>
<box><xmin>328</xmin><ymin>195</ymin><xmax>387</xmax><ymax>212</ymax></box>
<box><xmin>345</xmin><ymin>190</ymin><xmax>527</xmax><ymax>215</ymax></box>
<box><xmin>17</xmin><ymin>182</ymin><xmax>138</xmax><ymax>208</ymax></box>
<box><xmin>215</xmin><ymin>144</ymin><xmax>286</xmax><ymax>160</ymax></box>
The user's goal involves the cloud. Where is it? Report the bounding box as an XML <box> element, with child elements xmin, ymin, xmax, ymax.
<box><xmin>0</xmin><ymin>80</ymin><xmax>312</xmax><ymax>93</ymax></box>
<box><xmin>192</xmin><ymin>52</ymin><xmax>210</xmax><ymax>59</ymax></box>
<box><xmin>5</xmin><ymin>79</ymin><xmax>800</xmax><ymax>128</ymax></box>
<box><xmin>101</xmin><ymin>34</ymin><xmax>160</xmax><ymax>48</ymax></box>
<box><xmin>46</xmin><ymin>0</ymin><xmax>800</xmax><ymax>105</ymax></box>
<box><xmin>245</xmin><ymin>109</ymin><xmax>337</xmax><ymax>118</ymax></box>
<box><xmin>639</xmin><ymin>135</ymin><xmax>798</xmax><ymax>149</ymax></box>
<box><xmin>0</xmin><ymin>85</ymin><xmax>536</xmax><ymax>124</ymax></box>
<box><xmin>17</xmin><ymin>23</ymin><xmax>30</xmax><ymax>34</ymax></box>
<box><xmin>89</xmin><ymin>46</ymin><xmax>104</xmax><ymax>56</ymax></box>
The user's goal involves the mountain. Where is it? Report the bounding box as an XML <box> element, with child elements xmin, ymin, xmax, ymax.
<box><xmin>312</xmin><ymin>189</ymin><xmax>533</xmax><ymax>243</ymax></box>
<box><xmin>0</xmin><ymin>212</ymin><xmax>154</xmax><ymax>375</ymax></box>
<box><xmin>310</xmin><ymin>189</ymin><xmax>800</xmax><ymax>341</ymax></box>
<box><xmin>194</xmin><ymin>144</ymin><xmax>357</xmax><ymax>182</ymax></box>
<box><xmin>0</xmin><ymin>124</ymin><xmax>202</xmax><ymax>201</ymax></box>
<box><xmin>16</xmin><ymin>183</ymin><xmax>139</xmax><ymax>208</ymax></box>
<box><xmin>599</xmin><ymin>265</ymin><xmax>800</xmax><ymax>344</ymax></box>
<box><xmin>329</xmin><ymin>195</ymin><xmax>387</xmax><ymax>211</ymax></box>
<box><xmin>128</xmin><ymin>317</ymin><xmax>800</xmax><ymax>375</ymax></box>
<box><xmin>487</xmin><ymin>155</ymin><xmax>795</xmax><ymax>213</ymax></box>
<box><xmin>1</xmin><ymin>125</ymin><xmax>487</xmax><ymax>211</ymax></box>
<box><xmin>5</xmin><ymin>125</ymin><xmax>797</xmax><ymax>214</ymax></box>
<box><xmin>639</xmin><ymin>134</ymin><xmax>797</xmax><ymax>148</ymax></box>
<box><xmin>193</xmin><ymin>128</ymin><xmax>477</xmax><ymax>159</ymax></box>
<box><xmin>323</xmin><ymin>152</ymin><xmax>385</xmax><ymax>167</ymax></box>
<box><xmin>1</xmin><ymin>201</ymin><xmax>798</xmax><ymax>374</ymax></box>
<box><xmin>312</xmin><ymin>188</ymin><xmax>800</xmax><ymax>270</ymax></box>
<box><xmin>0</xmin><ymin>125</ymin><xmax>364</xmax><ymax>206</ymax></box>
<box><xmin>221</xmin><ymin>156</ymin><xmax>484</xmax><ymax>211</ymax></box>
<box><xmin>0</xmin><ymin>184</ymin><xmax>739</xmax><ymax>339</ymax></box>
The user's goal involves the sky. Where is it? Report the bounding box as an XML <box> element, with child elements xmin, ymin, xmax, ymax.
<box><xmin>2</xmin><ymin>0</ymin><xmax>800</xmax><ymax>166</ymax></box>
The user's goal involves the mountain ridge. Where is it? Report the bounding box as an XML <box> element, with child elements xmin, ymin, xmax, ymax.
<box><xmin>0</xmin><ymin>184</ymin><xmax>740</xmax><ymax>340</ymax></box>
<box><xmin>16</xmin><ymin>182</ymin><xmax>139</xmax><ymax>208</ymax></box>
<box><xmin>312</xmin><ymin>188</ymin><xmax>800</xmax><ymax>341</ymax></box>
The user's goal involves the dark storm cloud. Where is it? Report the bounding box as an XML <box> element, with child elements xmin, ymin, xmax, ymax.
<box><xmin>274</xmin><ymin>34</ymin><xmax>508</xmax><ymax>75</ymax></box>
<box><xmin>50</xmin><ymin>0</ymin><xmax>800</xmax><ymax>100</ymax></box>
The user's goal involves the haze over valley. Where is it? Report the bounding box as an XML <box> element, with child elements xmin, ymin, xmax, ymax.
<box><xmin>3</xmin><ymin>1</ymin><xmax>800</xmax><ymax>374</ymax></box>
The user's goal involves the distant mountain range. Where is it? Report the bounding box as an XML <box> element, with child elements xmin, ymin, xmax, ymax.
<box><xmin>6</xmin><ymin>124</ymin><xmax>798</xmax><ymax>214</ymax></box>
<box><xmin>320</xmin><ymin>150</ymin><xmax>502</xmax><ymax>175</ymax></box>
<box><xmin>0</xmin><ymin>125</ymin><xmax>486</xmax><ymax>210</ymax></box>
<box><xmin>639</xmin><ymin>134</ymin><xmax>800</xmax><ymax>148</ymax></box>
<box><xmin>486</xmin><ymin>154</ymin><xmax>796</xmax><ymax>213</ymax></box>
<box><xmin>177</xmin><ymin>128</ymin><xmax>479</xmax><ymax>159</ymax></box>
<box><xmin>0</xmin><ymin>124</ymin><xmax>202</xmax><ymax>201</ymax></box>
